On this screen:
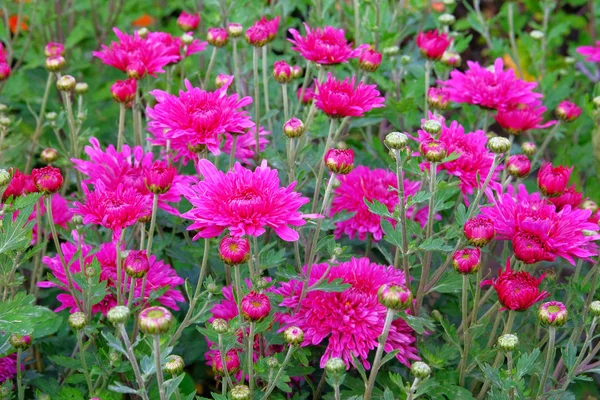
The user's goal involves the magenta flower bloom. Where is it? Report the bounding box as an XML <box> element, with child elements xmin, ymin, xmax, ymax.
<box><xmin>537</xmin><ymin>163</ymin><xmax>573</xmax><ymax>198</ymax></box>
<box><xmin>547</xmin><ymin>185</ymin><xmax>583</xmax><ymax>212</ymax></box>
<box><xmin>297</xmin><ymin>85</ymin><xmax>316</xmax><ymax>104</ymax></box>
<box><xmin>207</xmin><ymin>28</ymin><xmax>229</xmax><ymax>47</ymax></box>
<box><xmin>315</xmin><ymin>73</ymin><xmax>385</xmax><ymax>118</ymax></box>
<box><xmin>219</xmin><ymin>235</ymin><xmax>250</xmax><ymax>265</ymax></box>
<box><xmin>32</xmin><ymin>166</ymin><xmax>63</xmax><ymax>194</ymax></box>
<box><xmin>92</xmin><ymin>28</ymin><xmax>180</xmax><ymax>77</ymax></box>
<box><xmin>0</xmin><ymin>354</ymin><xmax>18</xmax><ymax>383</ymax></box>
<box><xmin>577</xmin><ymin>41</ymin><xmax>600</xmax><ymax>62</ymax></box>
<box><xmin>72</xmin><ymin>138</ymin><xmax>187</xmax><ymax>215</ymax></box>
<box><xmin>178</xmin><ymin>159</ymin><xmax>315</xmax><ymax>242</ymax></box>
<box><xmin>481</xmin><ymin>185</ymin><xmax>600</xmax><ymax>264</ymax></box>
<box><xmin>144</xmin><ymin>160</ymin><xmax>176</xmax><ymax>195</ymax></box>
<box><xmin>45</xmin><ymin>42</ymin><xmax>65</xmax><ymax>57</ymax></box>
<box><xmin>416</xmin><ymin>30</ymin><xmax>452</xmax><ymax>60</ymax></box>
<box><xmin>38</xmin><ymin>233</ymin><xmax>184</xmax><ymax>314</ymax></box>
<box><xmin>464</xmin><ymin>216</ymin><xmax>495</xmax><ymax>247</ymax></box>
<box><xmin>414</xmin><ymin>114</ymin><xmax>501</xmax><ymax>201</ymax></box>
<box><xmin>147</xmin><ymin>79</ymin><xmax>253</xmax><ymax>161</ymax></box>
<box><xmin>439</xmin><ymin>58</ymin><xmax>542</xmax><ymax>111</ymax></box>
<box><xmin>359</xmin><ymin>46</ymin><xmax>382</xmax><ymax>72</ymax></box>
<box><xmin>75</xmin><ymin>180</ymin><xmax>151</xmax><ymax>234</ymax></box>
<box><xmin>482</xmin><ymin>258</ymin><xmax>548</xmax><ymax>311</ymax></box>
<box><xmin>273</xmin><ymin>60</ymin><xmax>293</xmax><ymax>83</ymax></box>
<box><xmin>495</xmin><ymin>102</ymin><xmax>556</xmax><ymax>135</ymax></box>
<box><xmin>241</xmin><ymin>291</ymin><xmax>271</xmax><ymax>321</ymax></box>
<box><xmin>555</xmin><ymin>100</ymin><xmax>581</xmax><ymax>122</ymax></box>
<box><xmin>506</xmin><ymin>154</ymin><xmax>531</xmax><ymax>178</ymax></box>
<box><xmin>221</xmin><ymin>126</ymin><xmax>270</xmax><ymax>165</ymax></box>
<box><xmin>2</xmin><ymin>169</ymin><xmax>37</xmax><ymax>201</ymax></box>
<box><xmin>538</xmin><ymin>301</ymin><xmax>568</xmax><ymax>326</ymax></box>
<box><xmin>111</xmin><ymin>78</ymin><xmax>137</xmax><ymax>104</ymax></box>
<box><xmin>212</xmin><ymin>350</ymin><xmax>240</xmax><ymax>375</ymax></box>
<box><xmin>124</xmin><ymin>250</ymin><xmax>150</xmax><ymax>278</ymax></box>
<box><xmin>275</xmin><ymin>257</ymin><xmax>419</xmax><ymax>369</ymax></box>
<box><xmin>427</xmin><ymin>87</ymin><xmax>450</xmax><ymax>110</ymax></box>
<box><xmin>452</xmin><ymin>248</ymin><xmax>481</xmax><ymax>275</ymax></box>
<box><xmin>146</xmin><ymin>31</ymin><xmax>207</xmax><ymax>61</ymax></box>
<box><xmin>177</xmin><ymin>11</ymin><xmax>200</xmax><ymax>32</ymax></box>
<box><xmin>330</xmin><ymin>166</ymin><xmax>430</xmax><ymax>241</ymax></box>
<box><xmin>288</xmin><ymin>23</ymin><xmax>368</xmax><ymax>65</ymax></box>
<box><xmin>324</xmin><ymin>148</ymin><xmax>355</xmax><ymax>174</ymax></box>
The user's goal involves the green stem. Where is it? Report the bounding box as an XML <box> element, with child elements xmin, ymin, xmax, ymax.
<box><xmin>233</xmin><ymin>39</ymin><xmax>242</xmax><ymax>95</ymax></box>
<box><xmin>536</xmin><ymin>327</ymin><xmax>556</xmax><ymax>399</ymax></box>
<box><xmin>229</xmin><ymin>135</ymin><xmax>238</xmax><ymax>169</ymax></box>
<box><xmin>294</xmin><ymin>62</ymin><xmax>312</xmax><ymax>116</ymax></box>
<box><xmin>364</xmin><ymin>309</ymin><xmax>395</xmax><ymax>400</ymax></box>
<box><xmin>310</xmin><ymin>118</ymin><xmax>336</xmax><ymax>214</ymax></box>
<box><xmin>203</xmin><ymin>47</ymin><xmax>218</xmax><ymax>89</ymax></box>
<box><xmin>253</xmin><ymin>47</ymin><xmax>261</xmax><ymax>155</ymax></box>
<box><xmin>262</xmin><ymin>45</ymin><xmax>273</xmax><ymax>133</ymax></box>
<box><xmin>17</xmin><ymin>348</ymin><xmax>24</xmax><ymax>400</ymax></box>
<box><xmin>353</xmin><ymin>0</ymin><xmax>360</xmax><ymax>46</ymax></box>
<box><xmin>154</xmin><ymin>335</ymin><xmax>166</xmax><ymax>400</ymax></box>
<box><xmin>393</xmin><ymin>150</ymin><xmax>410</xmax><ymax>285</ymax></box>
<box><xmin>282</xmin><ymin>84</ymin><xmax>289</xmax><ymax>121</ymax></box>
<box><xmin>26</xmin><ymin>73</ymin><xmax>53</xmax><ymax>172</ymax></box>
<box><xmin>115</xmin><ymin>229</ymin><xmax>124</xmax><ymax>305</ymax></box>
<box><xmin>133</xmin><ymin>88</ymin><xmax>142</xmax><ymax>147</ymax></box>
<box><xmin>146</xmin><ymin>194</ymin><xmax>159</xmax><ymax>255</ymax></box>
<box><xmin>78</xmin><ymin>331</ymin><xmax>93</xmax><ymax>395</ymax></box>
<box><xmin>117</xmin><ymin>103</ymin><xmax>126</xmax><ymax>152</ymax></box>
<box><xmin>507</xmin><ymin>3</ymin><xmax>524</xmax><ymax>80</ymax></box>
<box><xmin>247</xmin><ymin>322</ymin><xmax>255</xmax><ymax>396</ymax></box>
<box><xmin>217</xmin><ymin>334</ymin><xmax>235</xmax><ymax>389</ymax></box>
<box><xmin>127</xmin><ymin>278</ymin><xmax>137</xmax><ymax>310</ymax></box>
<box><xmin>459</xmin><ymin>274</ymin><xmax>470</xmax><ymax>386</ymax></box>
<box><xmin>118</xmin><ymin>326</ymin><xmax>149</xmax><ymax>400</ymax></box>
<box><xmin>260</xmin><ymin>345</ymin><xmax>295</xmax><ymax>400</ymax></box>
<box><xmin>532</xmin><ymin>122</ymin><xmax>561</xmax><ymax>167</ymax></box>
<box><xmin>424</xmin><ymin>60</ymin><xmax>431</xmax><ymax>118</ymax></box>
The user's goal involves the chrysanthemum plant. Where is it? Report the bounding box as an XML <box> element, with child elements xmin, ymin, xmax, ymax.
<box><xmin>0</xmin><ymin>0</ymin><xmax>599</xmax><ymax>399</ymax></box>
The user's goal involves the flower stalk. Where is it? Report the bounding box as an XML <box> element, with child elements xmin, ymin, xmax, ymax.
<box><xmin>154</xmin><ymin>334</ymin><xmax>166</xmax><ymax>400</ymax></box>
<box><xmin>117</xmin><ymin>103</ymin><xmax>126</xmax><ymax>152</ymax></box>
<box><xmin>536</xmin><ymin>327</ymin><xmax>556</xmax><ymax>398</ymax></box>
<box><xmin>364</xmin><ymin>309</ymin><xmax>395</xmax><ymax>400</ymax></box>
<box><xmin>119</xmin><ymin>325</ymin><xmax>150</xmax><ymax>400</ymax></box>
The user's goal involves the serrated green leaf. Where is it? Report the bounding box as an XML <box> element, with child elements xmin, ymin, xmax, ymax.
<box><xmin>102</xmin><ymin>331</ymin><xmax>127</xmax><ymax>356</ymax></box>
<box><xmin>515</xmin><ymin>348</ymin><xmax>540</xmax><ymax>380</ymax></box>
<box><xmin>396</xmin><ymin>313</ymin><xmax>436</xmax><ymax>335</ymax></box>
<box><xmin>419</xmin><ymin>237</ymin><xmax>454</xmax><ymax>252</ymax></box>
<box><xmin>108</xmin><ymin>382</ymin><xmax>139</xmax><ymax>394</ymax></box>
<box><xmin>364</xmin><ymin>198</ymin><xmax>393</xmax><ymax>218</ymax></box>
<box><xmin>309</xmin><ymin>278</ymin><xmax>351</xmax><ymax>293</ymax></box>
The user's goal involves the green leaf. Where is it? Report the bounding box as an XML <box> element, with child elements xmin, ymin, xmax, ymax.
<box><xmin>164</xmin><ymin>374</ymin><xmax>186</xmax><ymax>399</ymax></box>
<box><xmin>455</xmin><ymin>204</ymin><xmax>468</xmax><ymax>227</ymax></box>
<box><xmin>380</xmin><ymin>349</ymin><xmax>400</xmax><ymax>367</ymax></box>
<box><xmin>49</xmin><ymin>355</ymin><xmax>82</xmax><ymax>369</ymax></box>
<box><xmin>437</xmin><ymin>315</ymin><xmax>462</xmax><ymax>351</ymax></box>
<box><xmin>102</xmin><ymin>331</ymin><xmax>127</xmax><ymax>356</ymax></box>
<box><xmin>309</xmin><ymin>278</ymin><xmax>351</xmax><ymax>293</ymax></box>
<box><xmin>0</xmin><ymin>292</ymin><xmax>59</xmax><ymax>337</ymax></box>
<box><xmin>0</xmin><ymin>202</ymin><xmax>36</xmax><ymax>255</ymax></box>
<box><xmin>351</xmin><ymin>355</ymin><xmax>367</xmax><ymax>383</ymax></box>
<box><xmin>418</xmin><ymin>237</ymin><xmax>454</xmax><ymax>252</ymax></box>
<box><xmin>108</xmin><ymin>382</ymin><xmax>139</xmax><ymax>394</ymax></box>
<box><xmin>261</xmin><ymin>109</ymin><xmax>279</xmax><ymax>122</ymax></box>
<box><xmin>381</xmin><ymin>220</ymin><xmax>403</xmax><ymax>249</ymax></box>
<box><xmin>383</xmin><ymin>387</ymin><xmax>395</xmax><ymax>400</ymax></box>
<box><xmin>395</xmin><ymin>313</ymin><xmax>436</xmax><ymax>335</ymax></box>
<box><xmin>515</xmin><ymin>348</ymin><xmax>540</xmax><ymax>380</ymax></box>
<box><xmin>563</xmin><ymin>342</ymin><xmax>577</xmax><ymax>374</ymax></box>
<box><xmin>364</xmin><ymin>198</ymin><xmax>393</xmax><ymax>218</ymax></box>
<box><xmin>428</xmin><ymin>272</ymin><xmax>463</xmax><ymax>294</ymax></box>
<box><xmin>406</xmin><ymin>191</ymin><xmax>433</xmax><ymax>206</ymax></box>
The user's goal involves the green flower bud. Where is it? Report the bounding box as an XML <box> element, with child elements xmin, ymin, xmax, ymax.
<box><xmin>68</xmin><ymin>312</ymin><xmax>88</xmax><ymax>330</ymax></box>
<box><xmin>497</xmin><ymin>333</ymin><xmax>519</xmax><ymax>351</ymax></box>
<box><xmin>107</xmin><ymin>305</ymin><xmax>130</xmax><ymax>325</ymax></box>
<box><xmin>411</xmin><ymin>361</ymin><xmax>431</xmax><ymax>379</ymax></box>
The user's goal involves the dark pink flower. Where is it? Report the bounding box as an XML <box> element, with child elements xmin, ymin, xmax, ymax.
<box><xmin>124</xmin><ymin>250</ymin><xmax>150</xmax><ymax>278</ymax></box>
<box><xmin>577</xmin><ymin>41</ymin><xmax>600</xmax><ymax>62</ymax></box>
<box><xmin>2</xmin><ymin>169</ymin><xmax>38</xmax><ymax>201</ymax></box>
<box><xmin>506</xmin><ymin>154</ymin><xmax>531</xmax><ymax>178</ymax></box>
<box><xmin>537</xmin><ymin>163</ymin><xmax>573</xmax><ymax>197</ymax></box>
<box><xmin>419</xmin><ymin>139</ymin><xmax>447</xmax><ymax>162</ymax></box>
<box><xmin>0</xmin><ymin>62</ymin><xmax>10</xmax><ymax>81</ymax></box>
<box><xmin>555</xmin><ymin>101</ymin><xmax>581</xmax><ymax>122</ymax></box>
<box><xmin>144</xmin><ymin>161</ymin><xmax>176</xmax><ymax>194</ymax></box>
<box><xmin>0</xmin><ymin>354</ymin><xmax>18</xmax><ymax>383</ymax></box>
<box><xmin>464</xmin><ymin>216</ymin><xmax>495</xmax><ymax>247</ymax></box>
<box><xmin>111</xmin><ymin>78</ymin><xmax>137</xmax><ymax>104</ymax></box>
<box><xmin>482</xmin><ymin>258</ymin><xmax>549</xmax><ymax>311</ymax></box>
<box><xmin>273</xmin><ymin>60</ymin><xmax>293</xmax><ymax>84</ymax></box>
<box><xmin>481</xmin><ymin>184</ymin><xmax>600</xmax><ymax>264</ymax></box>
<box><xmin>177</xmin><ymin>11</ymin><xmax>200</xmax><ymax>32</ymax></box>
<box><xmin>288</xmin><ymin>23</ymin><xmax>368</xmax><ymax>65</ymax></box>
<box><xmin>212</xmin><ymin>350</ymin><xmax>240</xmax><ymax>375</ymax></box>
<box><xmin>207</xmin><ymin>28</ymin><xmax>229</xmax><ymax>47</ymax></box>
<box><xmin>31</xmin><ymin>166</ymin><xmax>63</xmax><ymax>194</ymax></box>
<box><xmin>416</xmin><ymin>30</ymin><xmax>452</xmax><ymax>60</ymax></box>
<box><xmin>325</xmin><ymin>148</ymin><xmax>355</xmax><ymax>174</ymax></box>
<box><xmin>315</xmin><ymin>73</ymin><xmax>385</xmax><ymax>118</ymax></box>
<box><xmin>297</xmin><ymin>85</ymin><xmax>315</xmax><ymax>104</ymax></box>
<box><xmin>30</xmin><ymin>194</ymin><xmax>72</xmax><ymax>243</ymax></box>
<box><xmin>495</xmin><ymin>102</ymin><xmax>556</xmax><ymax>135</ymax></box>
<box><xmin>439</xmin><ymin>58</ymin><xmax>542</xmax><ymax>111</ymax></box>
<box><xmin>359</xmin><ymin>46</ymin><xmax>382</xmax><ymax>72</ymax></box>
<box><xmin>241</xmin><ymin>291</ymin><xmax>271</xmax><ymax>321</ymax></box>
<box><xmin>146</xmin><ymin>31</ymin><xmax>207</xmax><ymax>61</ymax></box>
<box><xmin>452</xmin><ymin>248</ymin><xmax>481</xmax><ymax>275</ymax></box>
<box><xmin>178</xmin><ymin>159</ymin><xmax>315</xmax><ymax>241</ymax></box>
<box><xmin>547</xmin><ymin>185</ymin><xmax>582</xmax><ymax>211</ymax></box>
<box><xmin>219</xmin><ymin>235</ymin><xmax>250</xmax><ymax>265</ymax></box>
<box><xmin>275</xmin><ymin>257</ymin><xmax>418</xmax><ymax>369</ymax></box>
<box><xmin>44</xmin><ymin>42</ymin><xmax>65</xmax><ymax>57</ymax></box>
<box><xmin>427</xmin><ymin>87</ymin><xmax>450</xmax><ymax>110</ymax></box>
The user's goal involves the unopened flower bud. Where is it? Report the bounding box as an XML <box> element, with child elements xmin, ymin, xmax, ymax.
<box><xmin>137</xmin><ymin>27</ymin><xmax>149</xmax><ymax>39</ymax></box>
<box><xmin>411</xmin><ymin>361</ymin><xmax>431</xmax><ymax>379</ymax></box>
<box><xmin>164</xmin><ymin>355</ymin><xmax>185</xmax><ymax>375</ymax></box>
<box><xmin>45</xmin><ymin>56</ymin><xmax>66</xmax><ymax>72</ymax></box>
<box><xmin>41</xmin><ymin>148</ymin><xmax>58</xmax><ymax>163</ymax></box>
<box><xmin>139</xmin><ymin>306</ymin><xmax>174</xmax><ymax>335</ymax></box>
<box><xmin>441</xmin><ymin>51</ymin><xmax>461</xmax><ymax>67</ymax></box>
<box><xmin>590</xmin><ymin>301</ymin><xmax>600</xmax><ymax>317</ymax></box>
<box><xmin>177</xmin><ymin>11</ymin><xmax>200</xmax><ymax>32</ymax></box>
<box><xmin>56</xmin><ymin>75</ymin><xmax>76</xmax><ymax>92</ymax></box>
<box><xmin>32</xmin><ymin>166</ymin><xmax>63</xmax><ymax>194</ymax></box>
<box><xmin>538</xmin><ymin>163</ymin><xmax>572</xmax><ymax>197</ymax></box>
<box><xmin>46</xmin><ymin>111</ymin><xmax>57</xmax><ymax>121</ymax></box>
<box><xmin>230</xmin><ymin>385</ymin><xmax>251</xmax><ymax>400</ymax></box>
<box><xmin>384</xmin><ymin>132</ymin><xmax>408</xmax><ymax>150</ymax></box>
<box><xmin>324</xmin><ymin>148</ymin><xmax>355</xmax><ymax>174</ymax></box>
<box><xmin>383</xmin><ymin>46</ymin><xmax>400</xmax><ymax>56</ymax></box>
<box><xmin>325</xmin><ymin>357</ymin><xmax>346</xmax><ymax>375</ymax></box>
<box><xmin>213</xmin><ymin>350</ymin><xmax>240</xmax><ymax>375</ymax></box>
<box><xmin>215</xmin><ymin>74</ymin><xmax>231</xmax><ymax>89</ymax></box>
<box><xmin>68</xmin><ymin>312</ymin><xmax>88</xmax><ymax>330</ymax></box>
<box><xmin>581</xmin><ymin>199</ymin><xmax>598</xmax><ymax>213</ymax></box>
<box><xmin>422</xmin><ymin>119</ymin><xmax>442</xmax><ymax>135</ymax></box>
<box><xmin>506</xmin><ymin>155</ymin><xmax>531</xmax><ymax>178</ymax></box>
<box><xmin>530</xmin><ymin>30</ymin><xmax>544</xmax><ymax>40</ymax></box>
<box><xmin>241</xmin><ymin>292</ymin><xmax>270</xmax><ymax>321</ymax></box>
<box><xmin>464</xmin><ymin>216</ymin><xmax>495</xmax><ymax>247</ymax></box>
<box><xmin>9</xmin><ymin>334</ymin><xmax>32</xmax><ymax>350</ymax></box>
<box><xmin>273</xmin><ymin>60</ymin><xmax>293</xmax><ymax>84</ymax></box>
<box><xmin>555</xmin><ymin>101</ymin><xmax>581</xmax><ymax>122</ymax></box>
<box><xmin>359</xmin><ymin>47</ymin><xmax>382</xmax><ymax>72</ymax></box>
<box><xmin>255</xmin><ymin>277</ymin><xmax>270</xmax><ymax>291</ymax></box>
<box><xmin>266</xmin><ymin>357</ymin><xmax>279</xmax><ymax>369</ymax></box>
<box><xmin>207</xmin><ymin>28</ymin><xmax>229</xmax><ymax>47</ymax></box>
<box><xmin>219</xmin><ymin>235</ymin><xmax>250</xmax><ymax>265</ymax></box>
<box><xmin>283</xmin><ymin>118</ymin><xmax>305</xmax><ymax>138</ymax></box>
<box><xmin>438</xmin><ymin>13</ymin><xmax>456</xmax><ymax>25</ymax></box>
<box><xmin>206</xmin><ymin>282</ymin><xmax>221</xmax><ymax>295</ymax></box>
<box><xmin>144</xmin><ymin>160</ymin><xmax>175</xmax><ymax>194</ymax></box>
<box><xmin>487</xmin><ymin>136</ymin><xmax>511</xmax><ymax>154</ymax></box>
<box><xmin>419</xmin><ymin>140</ymin><xmax>447</xmax><ymax>162</ymax></box>
<box><xmin>538</xmin><ymin>301</ymin><xmax>568</xmax><ymax>327</ymax></box>
<box><xmin>0</xmin><ymin>117</ymin><xmax>10</xmax><ymax>127</ymax></box>
<box><xmin>181</xmin><ymin>33</ymin><xmax>194</xmax><ymax>46</ymax></box>
<box><xmin>291</xmin><ymin>65</ymin><xmax>303</xmax><ymax>79</ymax></box>
<box><xmin>212</xmin><ymin>318</ymin><xmax>230</xmax><ymax>334</ymax></box>
<box><xmin>400</xmin><ymin>54</ymin><xmax>412</xmax><ymax>64</ymax></box>
<box><xmin>497</xmin><ymin>333</ymin><xmax>519</xmax><ymax>351</ymax></box>
<box><xmin>593</xmin><ymin>96</ymin><xmax>600</xmax><ymax>108</ymax></box>
<box><xmin>107</xmin><ymin>306</ymin><xmax>130</xmax><ymax>325</ymax></box>
<box><xmin>124</xmin><ymin>250</ymin><xmax>150</xmax><ymax>278</ymax></box>
<box><xmin>0</xmin><ymin>169</ymin><xmax>10</xmax><ymax>187</ymax></box>
<box><xmin>378</xmin><ymin>284</ymin><xmax>412</xmax><ymax>310</ymax></box>
<box><xmin>521</xmin><ymin>142</ymin><xmax>536</xmax><ymax>157</ymax></box>
<box><xmin>75</xmin><ymin>82</ymin><xmax>88</xmax><ymax>95</ymax></box>
<box><xmin>443</xmin><ymin>0</ymin><xmax>455</xmax><ymax>4</ymax></box>
<box><xmin>452</xmin><ymin>248</ymin><xmax>481</xmax><ymax>274</ymax></box>
<box><xmin>283</xmin><ymin>326</ymin><xmax>304</xmax><ymax>346</ymax></box>
<box><xmin>227</xmin><ymin>23</ymin><xmax>243</xmax><ymax>38</ymax></box>
<box><xmin>72</xmin><ymin>214</ymin><xmax>84</xmax><ymax>226</ymax></box>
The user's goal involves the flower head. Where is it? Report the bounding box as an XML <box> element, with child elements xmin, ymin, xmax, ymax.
<box><xmin>0</xmin><ymin>354</ymin><xmax>18</xmax><ymax>383</ymax></box>
<box><xmin>359</xmin><ymin>46</ymin><xmax>382</xmax><ymax>72</ymax></box>
<box><xmin>547</xmin><ymin>185</ymin><xmax>582</xmax><ymax>212</ymax></box>
<box><xmin>111</xmin><ymin>78</ymin><xmax>137</xmax><ymax>104</ymax></box>
<box><xmin>555</xmin><ymin>101</ymin><xmax>581</xmax><ymax>122</ymax></box>
<box><xmin>45</xmin><ymin>42</ymin><xmax>65</xmax><ymax>57</ymax></box>
<box><xmin>241</xmin><ymin>291</ymin><xmax>271</xmax><ymax>321</ymax></box>
<box><xmin>416</xmin><ymin>30</ymin><xmax>452</xmax><ymax>60</ymax></box>
<box><xmin>495</xmin><ymin>102</ymin><xmax>556</xmax><ymax>135</ymax></box>
<box><xmin>273</xmin><ymin>60</ymin><xmax>293</xmax><ymax>84</ymax></box>
<box><xmin>0</xmin><ymin>62</ymin><xmax>10</xmax><ymax>81</ymax></box>
<box><xmin>427</xmin><ymin>87</ymin><xmax>450</xmax><ymax>110</ymax></box>
<box><xmin>288</xmin><ymin>23</ymin><xmax>368</xmax><ymax>65</ymax></box>
<box><xmin>207</xmin><ymin>28</ymin><xmax>229</xmax><ymax>47</ymax></box>
<box><xmin>452</xmin><ymin>248</ymin><xmax>481</xmax><ymax>274</ymax></box>
<box><xmin>144</xmin><ymin>161</ymin><xmax>176</xmax><ymax>194</ymax></box>
<box><xmin>325</xmin><ymin>148</ymin><xmax>355</xmax><ymax>174</ymax></box>
<box><xmin>2</xmin><ymin>169</ymin><xmax>38</xmax><ymax>201</ymax></box>
<box><xmin>482</xmin><ymin>258</ymin><xmax>549</xmax><ymax>311</ymax></box>
<box><xmin>179</xmin><ymin>159</ymin><xmax>314</xmax><ymax>242</ymax></box>
<box><xmin>283</xmin><ymin>118</ymin><xmax>305</xmax><ymax>138</ymax></box>
<box><xmin>219</xmin><ymin>235</ymin><xmax>250</xmax><ymax>265</ymax></box>
<box><xmin>538</xmin><ymin>301</ymin><xmax>568</xmax><ymax>327</ymax></box>
<box><xmin>124</xmin><ymin>250</ymin><xmax>150</xmax><ymax>278</ymax></box>
<box><xmin>212</xmin><ymin>350</ymin><xmax>240</xmax><ymax>375</ymax></box>
<box><xmin>439</xmin><ymin>58</ymin><xmax>542</xmax><ymax>111</ymax></box>
<box><xmin>297</xmin><ymin>85</ymin><xmax>316</xmax><ymax>104</ymax></box>
<box><xmin>32</xmin><ymin>166</ymin><xmax>63</xmax><ymax>194</ymax></box>
<box><xmin>481</xmin><ymin>184</ymin><xmax>600</xmax><ymax>264</ymax></box>
<box><xmin>537</xmin><ymin>163</ymin><xmax>573</xmax><ymax>197</ymax></box>
<box><xmin>314</xmin><ymin>73</ymin><xmax>385</xmax><ymax>118</ymax></box>
<box><xmin>139</xmin><ymin>306</ymin><xmax>174</xmax><ymax>335</ymax></box>
<box><xmin>177</xmin><ymin>11</ymin><xmax>200</xmax><ymax>32</ymax></box>
<box><xmin>464</xmin><ymin>216</ymin><xmax>495</xmax><ymax>247</ymax></box>
<box><xmin>275</xmin><ymin>257</ymin><xmax>418</xmax><ymax>369</ymax></box>
<box><xmin>577</xmin><ymin>41</ymin><xmax>600</xmax><ymax>62</ymax></box>
<box><xmin>377</xmin><ymin>284</ymin><xmax>412</xmax><ymax>310</ymax></box>
<box><xmin>506</xmin><ymin>155</ymin><xmax>531</xmax><ymax>178</ymax></box>
<box><xmin>330</xmin><ymin>166</ymin><xmax>428</xmax><ymax>241</ymax></box>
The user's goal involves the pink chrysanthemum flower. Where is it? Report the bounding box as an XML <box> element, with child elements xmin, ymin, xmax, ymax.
<box><xmin>2</xmin><ymin>169</ymin><xmax>38</xmax><ymax>201</ymax></box>
<box><xmin>146</xmin><ymin>31</ymin><xmax>207</xmax><ymax>61</ymax></box>
<box><xmin>481</xmin><ymin>185</ymin><xmax>599</xmax><ymax>265</ymax></box>
<box><xmin>0</xmin><ymin>354</ymin><xmax>18</xmax><ymax>383</ymax></box>
<box><xmin>256</xmin><ymin>16</ymin><xmax>280</xmax><ymax>42</ymax></box>
<box><xmin>547</xmin><ymin>185</ymin><xmax>583</xmax><ymax>211</ymax></box>
<box><xmin>330</xmin><ymin>166</ymin><xmax>430</xmax><ymax>241</ymax></box>
<box><xmin>275</xmin><ymin>257</ymin><xmax>419</xmax><ymax>369</ymax></box>
<box><xmin>297</xmin><ymin>85</ymin><xmax>316</xmax><ymax>104</ymax></box>
<box><xmin>92</xmin><ymin>28</ymin><xmax>180</xmax><ymax>77</ymax></box>
<box><xmin>314</xmin><ymin>73</ymin><xmax>385</xmax><ymax>118</ymax></box>
<box><xmin>416</xmin><ymin>30</ymin><xmax>452</xmax><ymax>60</ymax></box>
<box><xmin>179</xmin><ymin>159</ymin><xmax>315</xmax><ymax>242</ymax></box>
<box><xmin>439</xmin><ymin>58</ymin><xmax>542</xmax><ymax>111</ymax></box>
<box><xmin>72</xmin><ymin>138</ymin><xmax>187</xmax><ymax>215</ymax></box>
<box><xmin>494</xmin><ymin>102</ymin><xmax>557</xmax><ymax>135</ymax></box>
<box><xmin>577</xmin><ymin>41</ymin><xmax>600</xmax><ymax>62</ymax></box>
<box><xmin>147</xmin><ymin>79</ymin><xmax>253</xmax><ymax>161</ymax></box>
<box><xmin>221</xmin><ymin>126</ymin><xmax>270</xmax><ymax>164</ymax></box>
<box><xmin>38</xmin><ymin>233</ymin><xmax>184</xmax><ymax>314</ymax></box>
<box><xmin>288</xmin><ymin>23</ymin><xmax>368</xmax><ymax>65</ymax></box>
<box><xmin>415</xmin><ymin>114</ymin><xmax>501</xmax><ymax>201</ymax></box>
<box><xmin>75</xmin><ymin>180</ymin><xmax>150</xmax><ymax>235</ymax></box>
